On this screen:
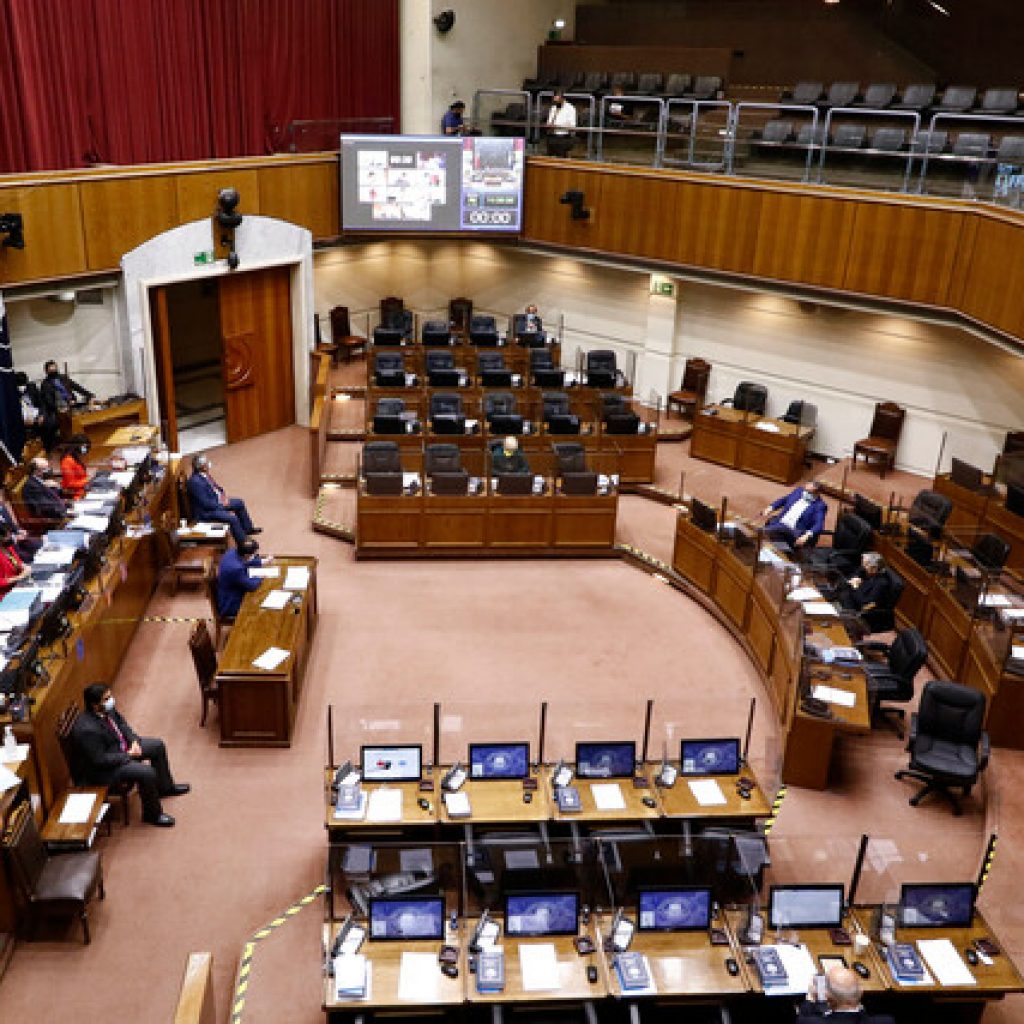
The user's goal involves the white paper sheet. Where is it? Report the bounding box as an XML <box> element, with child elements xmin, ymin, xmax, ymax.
<box><xmin>591</xmin><ymin>782</ymin><xmax>626</xmax><ymax>810</ymax></box>
<box><xmin>812</xmin><ymin>685</ymin><xmax>857</xmax><ymax>708</ymax></box>
<box><xmin>331</xmin><ymin>792</ymin><xmax>368</xmax><ymax>821</ymax></box>
<box><xmin>398</xmin><ymin>952</ymin><xmax>440</xmax><ymax>1000</ymax></box>
<box><xmin>260</xmin><ymin>590</ymin><xmax>291</xmax><ymax>610</ymax></box>
<box><xmin>687</xmin><ymin>778</ymin><xmax>727</xmax><ymax>806</ymax></box>
<box><xmin>72</xmin><ymin>500</ymin><xmax>107</xmax><ymax>513</ymax></box>
<box><xmin>0</xmin><ymin>743</ymin><xmax>30</xmax><ymax>764</ymax></box>
<box><xmin>110</xmin><ymin>471</ymin><xmax>136</xmax><ymax>488</ymax></box>
<box><xmin>980</xmin><ymin>594</ymin><xmax>1011</xmax><ymax>608</ymax></box>
<box><xmin>755</xmin><ymin>421</ymin><xmax>781</xmax><ymax>433</ymax></box>
<box><xmin>519</xmin><ymin>943</ymin><xmax>561</xmax><ymax>992</ymax></box>
<box><xmin>444</xmin><ymin>790</ymin><xmax>472</xmax><ymax>817</ymax></box>
<box><xmin>788</xmin><ymin>587</ymin><xmax>823</xmax><ymax>602</ymax></box>
<box><xmin>68</xmin><ymin>514</ymin><xmax>110</xmax><ymax>532</ymax></box>
<box><xmin>399</xmin><ymin>848</ymin><xmax>434</xmax><ymax>873</ymax></box>
<box><xmin>252</xmin><ymin>646</ymin><xmax>290</xmax><ymax>670</ymax></box>
<box><xmin>0</xmin><ymin>763</ymin><xmax>21</xmax><ymax>793</ymax></box>
<box><xmin>766</xmin><ymin>943</ymin><xmax>817</xmax><ymax>997</ymax></box>
<box><xmin>333</xmin><ymin>955</ymin><xmax>370</xmax><ymax>1000</ymax></box>
<box><xmin>249</xmin><ymin>567</ymin><xmax>280</xmax><ymax>579</ymax></box>
<box><xmin>59</xmin><ymin>792</ymin><xmax>97</xmax><ymax>824</ymax></box>
<box><xmin>917</xmin><ymin>939</ymin><xmax>977</xmax><ymax>986</ymax></box>
<box><xmin>1013</xmin><ymin>645</ymin><xmax>1024</xmax><ymax>660</ymax></box>
<box><xmin>804</xmin><ymin>601</ymin><xmax>838</xmax><ymax>616</ymax></box>
<box><xmin>284</xmin><ymin>567</ymin><xmax>310</xmax><ymax>591</ymax></box>
<box><xmin>367</xmin><ymin>788</ymin><xmax>403</xmax><ymax>822</ymax></box>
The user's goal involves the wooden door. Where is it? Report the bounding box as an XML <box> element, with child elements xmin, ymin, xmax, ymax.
<box><xmin>218</xmin><ymin>266</ymin><xmax>295</xmax><ymax>443</ymax></box>
<box><xmin>149</xmin><ymin>286</ymin><xmax>179</xmax><ymax>450</ymax></box>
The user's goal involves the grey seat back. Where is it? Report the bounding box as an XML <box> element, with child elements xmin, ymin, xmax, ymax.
<box><xmin>425</xmin><ymin>444</ymin><xmax>463</xmax><ymax>474</ymax></box>
<box><xmin>363</xmin><ymin>442</ymin><xmax>401</xmax><ymax>474</ymax></box>
<box><xmin>430</xmin><ymin>392</ymin><xmax>463</xmax><ymax>417</ymax></box>
<box><xmin>377</xmin><ymin>398</ymin><xmax>405</xmax><ymax>416</ymax></box>
<box><xmin>543</xmin><ymin>392</ymin><xmax>571</xmax><ymax>418</ymax></box>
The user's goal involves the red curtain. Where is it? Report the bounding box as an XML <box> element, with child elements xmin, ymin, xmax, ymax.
<box><xmin>0</xmin><ymin>0</ymin><xmax>400</xmax><ymax>173</ymax></box>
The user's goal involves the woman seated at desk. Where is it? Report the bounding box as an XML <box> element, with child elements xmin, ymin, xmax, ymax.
<box><xmin>60</xmin><ymin>434</ymin><xmax>93</xmax><ymax>499</ymax></box>
<box><xmin>0</xmin><ymin>524</ymin><xmax>30</xmax><ymax>593</ymax></box>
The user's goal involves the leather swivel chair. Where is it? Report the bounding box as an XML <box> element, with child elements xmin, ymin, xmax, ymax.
<box><xmin>422</xmin><ymin>320</ymin><xmax>452</xmax><ymax>347</ymax></box>
<box><xmin>908</xmin><ymin>489</ymin><xmax>953</xmax><ymax>539</ymax></box>
<box><xmin>429</xmin><ymin>393</ymin><xmax>466</xmax><ymax>435</ymax></box>
<box><xmin>585</xmin><ymin>350</ymin><xmax>619</xmax><ymax>389</ymax></box>
<box><xmin>781</xmin><ymin>400</ymin><xmax>817</xmax><ymax>428</ymax></box>
<box><xmin>477</xmin><ymin>351</ymin><xmax>513</xmax><ymax>388</ymax></box>
<box><xmin>971</xmin><ymin>532</ymin><xmax>1010</xmax><ymax>572</ymax></box>
<box><xmin>859</xmin><ymin>627</ymin><xmax>927</xmax><ymax>737</ymax></box>
<box><xmin>374</xmin><ymin>352</ymin><xmax>406</xmax><ymax>388</ymax></box>
<box><xmin>484</xmin><ymin>392</ymin><xmax>523</xmax><ymax>435</ymax></box>
<box><xmin>896</xmin><ymin>680</ymin><xmax>989</xmax><ymax>815</ymax></box>
<box><xmin>425</xmin><ymin>443</ymin><xmax>469</xmax><ymax>495</ymax></box>
<box><xmin>469</xmin><ymin>315</ymin><xmax>499</xmax><ymax>345</ymax></box>
<box><xmin>531</xmin><ymin>349</ymin><xmax>564</xmax><ymax>388</ymax></box>
<box><xmin>373</xmin><ymin>397</ymin><xmax>408</xmax><ymax>435</ymax></box>
<box><xmin>601</xmin><ymin>393</ymin><xmax>640</xmax><ymax>435</ymax></box>
<box><xmin>804</xmin><ymin>512</ymin><xmax>873</xmax><ymax>577</ymax></box>
<box><xmin>543</xmin><ymin>392</ymin><xmax>580</xmax><ymax>435</ymax></box>
<box><xmin>724</xmin><ymin>381</ymin><xmax>768</xmax><ymax>416</ymax></box>
<box><xmin>426</xmin><ymin>350</ymin><xmax>461</xmax><ymax>387</ymax></box>
<box><xmin>363</xmin><ymin>441</ymin><xmax>402</xmax><ymax>474</ymax></box>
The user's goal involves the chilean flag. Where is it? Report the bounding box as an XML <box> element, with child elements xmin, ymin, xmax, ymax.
<box><xmin>0</xmin><ymin>293</ymin><xmax>27</xmax><ymax>463</ymax></box>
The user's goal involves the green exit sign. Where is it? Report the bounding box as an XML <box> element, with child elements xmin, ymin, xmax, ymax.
<box><xmin>193</xmin><ymin>250</ymin><xmax>215</xmax><ymax>266</ymax></box>
<box><xmin>658</xmin><ymin>282</ymin><xmax>674</xmax><ymax>296</ymax></box>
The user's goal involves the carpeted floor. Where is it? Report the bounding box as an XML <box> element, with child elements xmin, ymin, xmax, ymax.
<box><xmin>0</xmin><ymin>389</ymin><xmax>1021</xmax><ymax>1024</ymax></box>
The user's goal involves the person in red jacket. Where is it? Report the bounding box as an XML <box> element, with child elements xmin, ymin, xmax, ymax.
<box><xmin>0</xmin><ymin>523</ymin><xmax>30</xmax><ymax>593</ymax></box>
<box><xmin>60</xmin><ymin>434</ymin><xmax>92</xmax><ymax>499</ymax></box>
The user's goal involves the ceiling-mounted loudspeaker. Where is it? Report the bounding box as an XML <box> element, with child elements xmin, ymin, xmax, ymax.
<box><xmin>434</xmin><ymin>9</ymin><xmax>455</xmax><ymax>33</ymax></box>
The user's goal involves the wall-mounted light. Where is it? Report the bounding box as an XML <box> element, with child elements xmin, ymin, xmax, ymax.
<box><xmin>549</xmin><ymin>17</ymin><xmax>566</xmax><ymax>41</ymax></box>
<box><xmin>0</xmin><ymin>213</ymin><xmax>25</xmax><ymax>250</ymax></box>
<box><xmin>559</xmin><ymin>190</ymin><xmax>590</xmax><ymax>220</ymax></box>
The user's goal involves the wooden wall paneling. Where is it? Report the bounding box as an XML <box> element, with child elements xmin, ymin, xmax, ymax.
<box><xmin>79</xmin><ymin>175</ymin><xmax>180</xmax><ymax>270</ymax></box>
<box><xmin>588</xmin><ymin>173</ymin><xmax>682</xmax><ymax>261</ymax></box>
<box><xmin>257</xmin><ymin>161</ymin><xmax>340</xmax><ymax>241</ymax></box>
<box><xmin>752</xmin><ymin>191</ymin><xmax>855</xmax><ymax>289</ymax></box>
<box><xmin>522</xmin><ymin>163</ymin><xmax>607</xmax><ymax>250</ymax></box>
<box><xmin>957</xmin><ymin>214</ymin><xmax>1024</xmax><ymax>341</ymax></box>
<box><xmin>536</xmin><ymin>44</ymin><xmax>734</xmax><ymax>79</ymax></box>
<box><xmin>0</xmin><ymin>183</ymin><xmax>87</xmax><ymax>284</ymax></box>
<box><xmin>944</xmin><ymin>208</ymin><xmax>978</xmax><ymax>315</ymax></box>
<box><xmin>671</xmin><ymin>181</ymin><xmax>762</xmax><ymax>275</ymax></box>
<box><xmin>176</xmin><ymin>169</ymin><xmax>261</xmax><ymax>226</ymax></box>
<box><xmin>842</xmin><ymin>203</ymin><xmax>964</xmax><ymax>307</ymax></box>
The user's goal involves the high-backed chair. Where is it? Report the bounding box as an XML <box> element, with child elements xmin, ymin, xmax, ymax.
<box><xmin>362</xmin><ymin>441</ymin><xmax>404</xmax><ymax>496</ymax></box>
<box><xmin>723</xmin><ymin>381</ymin><xmax>768</xmax><ymax>416</ymax></box>
<box><xmin>188</xmin><ymin>620</ymin><xmax>219</xmax><ymax>727</ymax></box>
<box><xmin>543</xmin><ymin>392</ymin><xmax>580</xmax><ymax>435</ymax></box>
<box><xmin>531</xmin><ymin>349</ymin><xmax>564</xmax><ymax>387</ymax></box>
<box><xmin>478</xmin><ymin>351</ymin><xmax>513</xmax><ymax>388</ymax></box>
<box><xmin>204</xmin><ymin>558</ymin><xmax>234</xmax><ymax>649</ymax></box>
<box><xmin>908</xmin><ymin>489</ymin><xmax>952</xmax><ymax>539</ymax></box>
<box><xmin>373</xmin><ymin>324</ymin><xmax>404</xmax><ymax>346</ymax></box>
<box><xmin>852</xmin><ymin>493</ymin><xmax>884</xmax><ymax>531</ymax></box>
<box><xmin>803</xmin><ymin>512</ymin><xmax>872</xmax><ymax>577</ymax></box>
<box><xmin>329</xmin><ymin>306</ymin><xmax>366</xmax><ymax>363</ymax></box>
<box><xmin>585</xmin><ymin>350</ymin><xmax>619</xmax><ymax>389</ymax></box>
<box><xmin>157</xmin><ymin>511</ymin><xmax>217</xmax><ymax>596</ymax></box>
<box><xmin>372</xmin><ymin>397</ymin><xmax>408</xmax><ymax>435</ymax></box>
<box><xmin>553</xmin><ymin>443</ymin><xmax>587</xmax><ymax>474</ymax></box>
<box><xmin>422</xmin><ymin>320</ymin><xmax>452</xmax><ymax>347</ymax></box>
<box><xmin>374</xmin><ymin>351</ymin><xmax>406</xmax><ymax>388</ymax></box>
<box><xmin>379</xmin><ymin>296</ymin><xmax>405</xmax><ymax>329</ymax></box>
<box><xmin>896</xmin><ymin>680</ymin><xmax>989</xmax><ymax>815</ymax></box>
<box><xmin>430</xmin><ymin>392</ymin><xmax>466</xmax><ymax>435</ymax></box>
<box><xmin>858</xmin><ymin>567</ymin><xmax>904</xmax><ymax>635</ymax></box>
<box><xmin>484</xmin><ymin>392</ymin><xmax>524</xmax><ymax>435</ymax></box>
<box><xmin>667</xmin><ymin>358</ymin><xmax>711</xmax><ymax>419</ymax></box>
<box><xmin>971</xmin><ymin>532</ymin><xmax>1010</xmax><ymax>572</ymax></box>
<box><xmin>426</xmin><ymin>350</ymin><xmax>461</xmax><ymax>388</ymax></box>
<box><xmin>425</xmin><ymin>443</ymin><xmax>469</xmax><ymax>495</ymax></box>
<box><xmin>601</xmin><ymin>394</ymin><xmax>640</xmax><ymax>435</ymax></box>
<box><xmin>57</xmin><ymin>705</ymin><xmax>130</xmax><ymax>826</ymax></box>
<box><xmin>449</xmin><ymin>297</ymin><xmax>473</xmax><ymax>332</ymax></box>
<box><xmin>853</xmin><ymin>401</ymin><xmax>905</xmax><ymax>477</ymax></box>
<box><xmin>2</xmin><ymin>802</ymin><xmax>104</xmax><ymax>943</ymax></box>
<box><xmin>469</xmin><ymin>314</ymin><xmax>499</xmax><ymax>345</ymax></box>
<box><xmin>859</xmin><ymin>627</ymin><xmax>928</xmax><ymax>737</ymax></box>
<box><xmin>780</xmin><ymin>400</ymin><xmax>817</xmax><ymax>429</ymax></box>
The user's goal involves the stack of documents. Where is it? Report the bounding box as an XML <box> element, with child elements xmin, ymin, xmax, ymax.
<box><xmin>688</xmin><ymin>778</ymin><xmax>727</xmax><ymax>806</ymax></box>
<box><xmin>811</xmin><ymin>685</ymin><xmax>856</xmax><ymax>708</ymax></box>
<box><xmin>443</xmin><ymin>790</ymin><xmax>472</xmax><ymax>818</ymax></box>
<box><xmin>518</xmin><ymin>943</ymin><xmax>560</xmax><ymax>992</ymax></box>
<box><xmin>252</xmin><ymin>647</ymin><xmax>290</xmax><ymax>671</ymax></box>
<box><xmin>68</xmin><ymin>514</ymin><xmax>110</xmax><ymax>533</ymax></box>
<box><xmin>59</xmin><ymin>792</ymin><xmax>97</xmax><ymax>824</ymax></box>
<box><xmin>917</xmin><ymin>939</ymin><xmax>975</xmax><ymax>986</ymax></box>
<box><xmin>260</xmin><ymin>590</ymin><xmax>291</xmax><ymax>610</ymax></box>
<box><xmin>283</xmin><ymin>566</ymin><xmax>310</xmax><ymax>591</ymax></box>
<box><xmin>590</xmin><ymin>782</ymin><xmax>626</xmax><ymax>810</ymax></box>
<box><xmin>333</xmin><ymin>954</ymin><xmax>369</xmax><ymax>999</ymax></box>
<box><xmin>366</xmin><ymin>788</ymin><xmax>403</xmax><ymax>822</ymax></box>
<box><xmin>803</xmin><ymin>601</ymin><xmax>838</xmax><ymax>617</ymax></box>
<box><xmin>476</xmin><ymin>949</ymin><xmax>506</xmax><ymax>993</ymax></box>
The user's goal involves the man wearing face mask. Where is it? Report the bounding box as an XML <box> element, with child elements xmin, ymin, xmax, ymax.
<box><xmin>545</xmin><ymin>91</ymin><xmax>577</xmax><ymax>157</ymax></box>
<box><xmin>71</xmin><ymin>683</ymin><xmax>189</xmax><ymax>828</ymax></box>
<box><xmin>760</xmin><ymin>479</ymin><xmax>827</xmax><ymax>549</ymax></box>
<box><xmin>40</xmin><ymin>360</ymin><xmax>93</xmax><ymax>453</ymax></box>
<box><xmin>186</xmin><ymin>453</ymin><xmax>261</xmax><ymax>546</ymax></box>
<box><xmin>22</xmin><ymin>456</ymin><xmax>70</xmax><ymax>521</ymax></box>
<box><xmin>216</xmin><ymin>537</ymin><xmax>272</xmax><ymax>618</ymax></box>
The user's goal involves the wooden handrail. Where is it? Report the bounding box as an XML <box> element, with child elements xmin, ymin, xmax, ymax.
<box><xmin>172</xmin><ymin>952</ymin><xmax>215</xmax><ymax>1024</ymax></box>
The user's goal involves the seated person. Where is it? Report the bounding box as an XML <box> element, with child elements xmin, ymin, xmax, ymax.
<box><xmin>829</xmin><ymin>552</ymin><xmax>895</xmax><ymax>614</ymax></box>
<box><xmin>22</xmin><ymin>456</ymin><xmax>69</xmax><ymax>520</ymax></box>
<box><xmin>514</xmin><ymin>303</ymin><xmax>546</xmax><ymax>343</ymax></box>
<box><xmin>491</xmin><ymin>436</ymin><xmax>530</xmax><ymax>475</ymax></box>
<box><xmin>40</xmin><ymin>358</ymin><xmax>93</xmax><ymax>415</ymax></box>
<box><xmin>60</xmin><ymin>434</ymin><xmax>92</xmax><ymax>499</ymax></box>
<box><xmin>761</xmin><ymin>480</ymin><xmax>827</xmax><ymax>549</ymax></box>
<box><xmin>0</xmin><ymin>484</ymin><xmax>41</xmax><ymax>562</ymax></box>
<box><xmin>216</xmin><ymin>538</ymin><xmax>270</xmax><ymax>618</ymax></box>
<box><xmin>0</xmin><ymin>524</ymin><xmax>30</xmax><ymax>593</ymax></box>
<box><xmin>798</xmin><ymin>965</ymin><xmax>894</xmax><ymax>1022</ymax></box>
<box><xmin>71</xmin><ymin>683</ymin><xmax>189</xmax><ymax>828</ymax></box>
<box><xmin>186</xmin><ymin>454</ymin><xmax>261</xmax><ymax>546</ymax></box>
<box><xmin>15</xmin><ymin>371</ymin><xmax>52</xmax><ymax>448</ymax></box>
<box><xmin>441</xmin><ymin>99</ymin><xmax>466</xmax><ymax>135</ymax></box>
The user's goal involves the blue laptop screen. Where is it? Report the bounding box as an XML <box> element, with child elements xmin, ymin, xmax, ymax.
<box><xmin>575</xmin><ymin>741</ymin><xmax>635</xmax><ymax>779</ymax></box>
<box><xmin>505</xmin><ymin>892</ymin><xmax>580</xmax><ymax>936</ymax></box>
<box><xmin>469</xmin><ymin>742</ymin><xmax>529</xmax><ymax>779</ymax></box>
<box><xmin>680</xmin><ymin>739</ymin><xmax>740</xmax><ymax>776</ymax></box>
<box><xmin>369</xmin><ymin>897</ymin><xmax>445</xmax><ymax>940</ymax></box>
<box><xmin>899</xmin><ymin>884</ymin><xmax>975</xmax><ymax>928</ymax></box>
<box><xmin>638</xmin><ymin>888</ymin><xmax>713</xmax><ymax>932</ymax></box>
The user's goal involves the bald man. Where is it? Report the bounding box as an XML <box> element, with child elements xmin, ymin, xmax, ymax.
<box><xmin>798</xmin><ymin>965</ymin><xmax>894</xmax><ymax>1022</ymax></box>
<box><xmin>491</xmin><ymin>436</ymin><xmax>529</xmax><ymax>475</ymax></box>
<box><xmin>22</xmin><ymin>456</ymin><xmax>69</xmax><ymax>520</ymax></box>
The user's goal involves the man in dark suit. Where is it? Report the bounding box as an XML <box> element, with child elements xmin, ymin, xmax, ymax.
<box><xmin>21</xmin><ymin>456</ymin><xmax>69</xmax><ymax>521</ymax></box>
<box><xmin>0</xmin><ymin>482</ymin><xmax>41</xmax><ymax>561</ymax></box>
<box><xmin>491</xmin><ymin>436</ymin><xmax>530</xmax><ymax>475</ymax></box>
<box><xmin>833</xmin><ymin>553</ymin><xmax>895</xmax><ymax>613</ymax></box>
<box><xmin>39</xmin><ymin>358</ymin><xmax>93</xmax><ymax>415</ymax></box>
<box><xmin>798</xmin><ymin>966</ymin><xmax>894</xmax><ymax>1022</ymax></box>
<box><xmin>71</xmin><ymin>683</ymin><xmax>189</xmax><ymax>827</ymax></box>
<box><xmin>186</xmin><ymin>453</ymin><xmax>261</xmax><ymax>546</ymax></box>
<box><xmin>513</xmin><ymin>304</ymin><xmax>546</xmax><ymax>345</ymax></box>
<box><xmin>761</xmin><ymin>480</ymin><xmax>827</xmax><ymax>549</ymax></box>
<box><xmin>216</xmin><ymin>537</ymin><xmax>269</xmax><ymax>618</ymax></box>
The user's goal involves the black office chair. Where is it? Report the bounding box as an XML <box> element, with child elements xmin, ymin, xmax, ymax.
<box><xmin>852</xmin><ymin>493</ymin><xmax>884</xmax><ymax>531</ymax></box>
<box><xmin>602</xmin><ymin>393</ymin><xmax>640</xmax><ymax>434</ymax></box>
<box><xmin>429</xmin><ymin>392</ymin><xmax>466</xmax><ymax>435</ymax></box>
<box><xmin>858</xmin><ymin>627</ymin><xmax>928</xmax><ymax>738</ymax></box>
<box><xmin>484</xmin><ymin>392</ymin><xmax>524</xmax><ymax>435</ymax></box>
<box><xmin>907</xmin><ymin>489</ymin><xmax>953</xmax><ymax>539</ymax></box>
<box><xmin>896</xmin><ymin>680</ymin><xmax>989</xmax><ymax>816</ymax></box>
<box><xmin>363</xmin><ymin>441</ymin><xmax>401</xmax><ymax>474</ymax></box>
<box><xmin>372</xmin><ymin>324</ymin><xmax>404</xmax><ymax>346</ymax></box>
<box><xmin>426</xmin><ymin>350</ymin><xmax>462</xmax><ymax>388</ymax></box>
<box><xmin>971</xmin><ymin>532</ymin><xmax>1010</xmax><ymax>572</ymax></box>
<box><xmin>723</xmin><ymin>381</ymin><xmax>768</xmax><ymax>416</ymax></box>
<box><xmin>531</xmin><ymin>348</ymin><xmax>564</xmax><ymax>388</ymax></box>
<box><xmin>477</xmin><ymin>351</ymin><xmax>513</xmax><ymax>388</ymax></box>
<box><xmin>543</xmin><ymin>392</ymin><xmax>580</xmax><ymax>435</ymax></box>
<box><xmin>553</xmin><ymin>442</ymin><xmax>587</xmax><ymax>474</ymax></box>
<box><xmin>374</xmin><ymin>351</ymin><xmax>406</xmax><ymax>388</ymax></box>
<box><xmin>803</xmin><ymin>512</ymin><xmax>872</xmax><ymax>577</ymax></box>
<box><xmin>780</xmin><ymin>400</ymin><xmax>816</xmax><ymax>428</ymax></box>
<box><xmin>469</xmin><ymin>314</ymin><xmax>499</xmax><ymax>345</ymax></box>
<box><xmin>425</xmin><ymin>444</ymin><xmax>464</xmax><ymax>477</ymax></box>
<box><xmin>858</xmin><ymin>568</ymin><xmax>904</xmax><ymax>634</ymax></box>
<box><xmin>585</xmin><ymin>350</ymin><xmax>620</xmax><ymax>389</ymax></box>
<box><xmin>372</xmin><ymin>397</ymin><xmax>409</xmax><ymax>435</ymax></box>
<box><xmin>421</xmin><ymin>320</ymin><xmax>452</xmax><ymax>346</ymax></box>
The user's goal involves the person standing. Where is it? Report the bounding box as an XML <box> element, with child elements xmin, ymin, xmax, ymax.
<box><xmin>545</xmin><ymin>92</ymin><xmax>577</xmax><ymax>156</ymax></box>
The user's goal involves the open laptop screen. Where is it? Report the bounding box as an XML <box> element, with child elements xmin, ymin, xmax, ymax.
<box><xmin>575</xmin><ymin>741</ymin><xmax>635</xmax><ymax>779</ymax></box>
<box><xmin>504</xmin><ymin>892</ymin><xmax>580</xmax><ymax>937</ymax></box>
<box><xmin>469</xmin><ymin>742</ymin><xmax>530</xmax><ymax>779</ymax></box>
<box><xmin>899</xmin><ymin>883</ymin><xmax>976</xmax><ymax>928</ymax></box>
<box><xmin>369</xmin><ymin>896</ymin><xmax>445</xmax><ymax>940</ymax></box>
<box><xmin>360</xmin><ymin>744</ymin><xmax>422</xmax><ymax>783</ymax></box>
<box><xmin>769</xmin><ymin>884</ymin><xmax>845</xmax><ymax>929</ymax></box>
<box><xmin>638</xmin><ymin>887</ymin><xmax>713</xmax><ymax>932</ymax></box>
<box><xmin>680</xmin><ymin>739</ymin><xmax>741</xmax><ymax>776</ymax></box>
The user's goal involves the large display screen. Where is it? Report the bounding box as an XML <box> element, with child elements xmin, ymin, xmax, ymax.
<box><xmin>340</xmin><ymin>135</ymin><xmax>525</xmax><ymax>233</ymax></box>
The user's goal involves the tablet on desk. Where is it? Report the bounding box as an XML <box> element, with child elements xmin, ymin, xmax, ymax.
<box><xmin>360</xmin><ymin>744</ymin><xmax>422</xmax><ymax>783</ymax></box>
<box><xmin>504</xmin><ymin>891</ymin><xmax>580</xmax><ymax>937</ymax></box>
<box><xmin>469</xmin><ymin>742</ymin><xmax>530</xmax><ymax>780</ymax></box>
<box><xmin>575</xmin><ymin>741</ymin><xmax>635</xmax><ymax>779</ymax></box>
<box><xmin>769</xmin><ymin>884</ymin><xmax>845</xmax><ymax>930</ymax></box>
<box><xmin>637</xmin><ymin>887</ymin><xmax>713</xmax><ymax>932</ymax></box>
<box><xmin>369</xmin><ymin>896</ymin><xmax>445</xmax><ymax>940</ymax></box>
<box><xmin>680</xmin><ymin>738</ymin><xmax>741</xmax><ymax>776</ymax></box>
<box><xmin>899</xmin><ymin>883</ymin><xmax>976</xmax><ymax>928</ymax></box>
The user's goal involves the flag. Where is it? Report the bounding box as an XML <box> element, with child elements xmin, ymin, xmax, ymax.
<box><xmin>0</xmin><ymin>293</ymin><xmax>27</xmax><ymax>464</ymax></box>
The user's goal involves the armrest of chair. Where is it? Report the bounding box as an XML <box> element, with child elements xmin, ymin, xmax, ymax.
<box><xmin>906</xmin><ymin>711</ymin><xmax>920</xmax><ymax>751</ymax></box>
<box><xmin>856</xmin><ymin>640</ymin><xmax>890</xmax><ymax>653</ymax></box>
<box><xmin>979</xmin><ymin>732</ymin><xmax>991</xmax><ymax>773</ymax></box>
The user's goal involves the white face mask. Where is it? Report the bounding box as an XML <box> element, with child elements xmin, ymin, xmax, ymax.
<box><xmin>102</xmin><ymin>696</ymin><xmax>115</xmax><ymax>713</ymax></box>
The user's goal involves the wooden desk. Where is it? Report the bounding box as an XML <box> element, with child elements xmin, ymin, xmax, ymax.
<box><xmin>596</xmin><ymin>911</ymin><xmax>751</xmax><ymax>1000</ymax></box>
<box><xmin>72</xmin><ymin>399</ymin><xmax>148</xmax><ymax>445</ymax></box>
<box><xmin>648</xmin><ymin>768</ymin><xmax>772</xmax><ymax>821</ymax></box>
<box><xmin>215</xmin><ymin>557</ymin><xmax>318</xmax><ymax>747</ymax></box>
<box><xmin>324</xmin><ymin>776</ymin><xmax>437</xmax><ymax>835</ymax></box>
<box><xmin>933</xmin><ymin>473</ymin><xmax>1024</xmax><ymax>573</ymax></box>
<box><xmin>543</xmin><ymin>770</ymin><xmax>661</xmax><ymax>824</ymax></box>
<box><xmin>691</xmin><ymin>405</ymin><xmax>812</xmax><ymax>485</ymax></box>
<box><xmin>322</xmin><ymin>926</ymin><xmax>464</xmax><ymax>1015</ymax></box>
<box><xmin>41</xmin><ymin>786</ymin><xmax>108</xmax><ymax>849</ymax></box>
<box><xmin>851</xmin><ymin>907</ymin><xmax>1024</xmax><ymax>1002</ymax></box>
<box><xmin>437</xmin><ymin>771</ymin><xmax>553</xmax><ymax>826</ymax></box>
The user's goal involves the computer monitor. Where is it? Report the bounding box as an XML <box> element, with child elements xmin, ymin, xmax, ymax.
<box><xmin>680</xmin><ymin>739</ymin><xmax>741</xmax><ymax>776</ymax></box>
<box><xmin>690</xmin><ymin>497</ymin><xmax>718</xmax><ymax>533</ymax></box>
<box><xmin>637</xmin><ymin>887</ymin><xmax>713</xmax><ymax>932</ymax></box>
<box><xmin>496</xmin><ymin>473</ymin><xmax>532</xmax><ymax>496</ymax></box>
<box><xmin>368</xmin><ymin>896</ymin><xmax>445</xmax><ymax>940</ymax></box>
<box><xmin>360</xmin><ymin>744</ymin><xmax>423</xmax><ymax>783</ymax></box>
<box><xmin>768</xmin><ymin>884</ymin><xmax>845</xmax><ymax>929</ymax></box>
<box><xmin>899</xmin><ymin>883</ymin><xmax>976</xmax><ymax>928</ymax></box>
<box><xmin>575</xmin><ymin>741</ymin><xmax>636</xmax><ymax>779</ymax></box>
<box><xmin>469</xmin><ymin>742</ymin><xmax>530</xmax><ymax>779</ymax></box>
<box><xmin>504</xmin><ymin>891</ymin><xmax>580</xmax><ymax>937</ymax></box>
<box><xmin>374</xmin><ymin>325</ymin><xmax>404</xmax><ymax>346</ymax></box>
<box><xmin>950</xmin><ymin>457</ymin><xmax>985</xmax><ymax>492</ymax></box>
